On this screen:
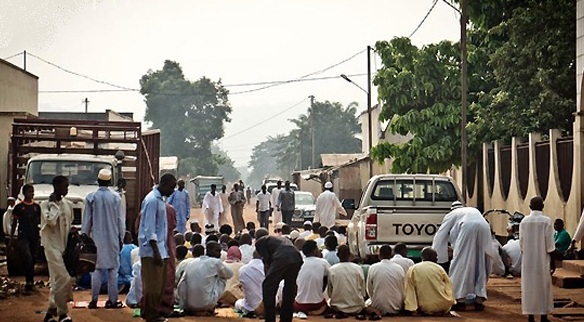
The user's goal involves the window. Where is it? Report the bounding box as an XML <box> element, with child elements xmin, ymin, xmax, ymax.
<box><xmin>371</xmin><ymin>179</ymin><xmax>457</xmax><ymax>201</ymax></box>
<box><xmin>27</xmin><ymin>160</ymin><xmax>114</xmax><ymax>186</ymax></box>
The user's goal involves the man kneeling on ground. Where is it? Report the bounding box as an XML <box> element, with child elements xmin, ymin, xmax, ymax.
<box><xmin>404</xmin><ymin>247</ymin><xmax>456</xmax><ymax>315</ymax></box>
<box><xmin>177</xmin><ymin>241</ymin><xmax>233</xmax><ymax>315</ymax></box>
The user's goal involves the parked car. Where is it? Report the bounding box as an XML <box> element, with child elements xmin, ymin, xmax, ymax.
<box><xmin>342</xmin><ymin>174</ymin><xmax>462</xmax><ymax>260</ymax></box>
<box><xmin>291</xmin><ymin>191</ymin><xmax>316</xmax><ymax>227</ymax></box>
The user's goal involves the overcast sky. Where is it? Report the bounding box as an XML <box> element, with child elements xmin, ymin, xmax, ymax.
<box><xmin>0</xmin><ymin>0</ymin><xmax>460</xmax><ymax>169</ymax></box>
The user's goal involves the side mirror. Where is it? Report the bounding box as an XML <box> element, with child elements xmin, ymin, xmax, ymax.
<box><xmin>342</xmin><ymin>198</ymin><xmax>356</xmax><ymax>210</ymax></box>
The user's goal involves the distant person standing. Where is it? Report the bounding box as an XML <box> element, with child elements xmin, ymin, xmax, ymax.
<box><xmin>315</xmin><ymin>181</ymin><xmax>347</xmax><ymax>229</ymax></box>
<box><xmin>520</xmin><ymin>196</ymin><xmax>555</xmax><ymax>322</ymax></box>
<box><xmin>138</xmin><ymin>174</ymin><xmax>177</xmax><ymax>322</ymax></box>
<box><xmin>202</xmin><ymin>184</ymin><xmax>223</xmax><ymax>230</ymax></box>
<box><xmin>40</xmin><ymin>176</ymin><xmax>74</xmax><ymax>322</ymax></box>
<box><xmin>277</xmin><ymin>181</ymin><xmax>295</xmax><ymax>225</ymax></box>
<box><xmin>168</xmin><ymin>179</ymin><xmax>190</xmax><ymax>234</ymax></box>
<box><xmin>82</xmin><ymin>169</ymin><xmax>125</xmax><ymax>309</ymax></box>
<box><xmin>270</xmin><ymin>181</ymin><xmax>283</xmax><ymax>226</ymax></box>
<box><xmin>256</xmin><ymin>185</ymin><xmax>271</xmax><ymax>229</ymax></box>
<box><xmin>3</xmin><ymin>196</ymin><xmax>16</xmax><ymax>239</ymax></box>
<box><xmin>246</xmin><ymin>187</ymin><xmax>252</xmax><ymax>205</ymax></box>
<box><xmin>10</xmin><ymin>185</ymin><xmax>41</xmax><ymax>293</ymax></box>
<box><xmin>219</xmin><ymin>185</ymin><xmax>230</xmax><ymax>226</ymax></box>
<box><xmin>228</xmin><ymin>183</ymin><xmax>246</xmax><ymax>233</ymax></box>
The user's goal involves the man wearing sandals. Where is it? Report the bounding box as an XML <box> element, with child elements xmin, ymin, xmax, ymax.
<box><xmin>41</xmin><ymin>176</ymin><xmax>74</xmax><ymax>322</ymax></box>
<box><xmin>82</xmin><ymin>169</ymin><xmax>125</xmax><ymax>309</ymax></box>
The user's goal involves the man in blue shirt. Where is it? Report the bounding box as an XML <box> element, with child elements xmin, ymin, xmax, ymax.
<box><xmin>168</xmin><ymin>179</ymin><xmax>190</xmax><ymax>234</ymax></box>
<box><xmin>138</xmin><ymin>173</ymin><xmax>177</xmax><ymax>322</ymax></box>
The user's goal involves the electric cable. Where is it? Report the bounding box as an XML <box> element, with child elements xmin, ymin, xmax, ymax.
<box><xmin>409</xmin><ymin>0</ymin><xmax>439</xmax><ymax>38</ymax></box>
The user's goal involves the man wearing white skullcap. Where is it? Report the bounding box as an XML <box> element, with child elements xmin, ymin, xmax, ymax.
<box><xmin>314</xmin><ymin>182</ymin><xmax>346</xmax><ymax>229</ymax></box>
<box><xmin>82</xmin><ymin>168</ymin><xmax>126</xmax><ymax>309</ymax></box>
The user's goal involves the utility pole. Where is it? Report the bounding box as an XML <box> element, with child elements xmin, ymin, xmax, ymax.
<box><xmin>367</xmin><ymin>45</ymin><xmax>373</xmax><ymax>178</ymax></box>
<box><xmin>460</xmin><ymin>0</ymin><xmax>468</xmax><ymax>202</ymax></box>
<box><xmin>309</xmin><ymin>95</ymin><xmax>316</xmax><ymax>168</ymax></box>
<box><xmin>83</xmin><ymin>98</ymin><xmax>90</xmax><ymax>113</ymax></box>
<box><xmin>23</xmin><ymin>50</ymin><xmax>27</xmax><ymax>71</ymax></box>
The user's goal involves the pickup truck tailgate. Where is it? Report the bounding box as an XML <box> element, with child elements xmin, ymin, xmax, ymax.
<box><xmin>375</xmin><ymin>207</ymin><xmax>450</xmax><ymax>244</ymax></box>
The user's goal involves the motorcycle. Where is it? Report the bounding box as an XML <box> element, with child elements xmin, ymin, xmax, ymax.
<box><xmin>482</xmin><ymin>208</ymin><xmax>525</xmax><ymax>241</ymax></box>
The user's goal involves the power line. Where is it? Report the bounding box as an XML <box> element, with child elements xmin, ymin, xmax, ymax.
<box><xmin>218</xmin><ymin>98</ymin><xmax>309</xmax><ymax>142</ymax></box>
<box><xmin>28</xmin><ymin>50</ymin><xmax>365</xmax><ymax>96</ymax></box>
<box><xmin>27</xmin><ymin>52</ymin><xmax>137</xmax><ymax>91</ymax></box>
<box><xmin>3</xmin><ymin>51</ymin><xmax>24</xmax><ymax>60</ymax></box>
<box><xmin>230</xmin><ymin>49</ymin><xmax>365</xmax><ymax>95</ymax></box>
<box><xmin>409</xmin><ymin>0</ymin><xmax>439</xmax><ymax>38</ymax></box>
<box><xmin>441</xmin><ymin>0</ymin><xmax>461</xmax><ymax>13</ymax></box>
<box><xmin>37</xmin><ymin>74</ymin><xmax>367</xmax><ymax>94</ymax></box>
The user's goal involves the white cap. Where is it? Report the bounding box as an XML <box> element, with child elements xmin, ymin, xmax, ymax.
<box><xmin>303</xmin><ymin>221</ymin><xmax>312</xmax><ymax>226</ymax></box>
<box><xmin>98</xmin><ymin>169</ymin><xmax>112</xmax><ymax>181</ymax></box>
<box><xmin>275</xmin><ymin>222</ymin><xmax>284</xmax><ymax>230</ymax></box>
<box><xmin>289</xmin><ymin>230</ymin><xmax>300</xmax><ymax>240</ymax></box>
<box><xmin>324</xmin><ymin>181</ymin><xmax>333</xmax><ymax>189</ymax></box>
<box><xmin>204</xmin><ymin>223</ymin><xmax>216</xmax><ymax>234</ymax></box>
<box><xmin>451</xmin><ymin>201</ymin><xmax>463</xmax><ymax>210</ymax></box>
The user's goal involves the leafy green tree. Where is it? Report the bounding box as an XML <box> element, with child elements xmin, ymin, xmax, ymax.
<box><xmin>212</xmin><ymin>145</ymin><xmax>241</xmax><ymax>182</ymax></box>
<box><xmin>140</xmin><ymin>60</ymin><xmax>232</xmax><ymax>175</ymax></box>
<box><xmin>372</xmin><ymin>0</ymin><xmax>575</xmax><ymax>173</ymax></box>
<box><xmin>248</xmin><ymin>100</ymin><xmax>362</xmax><ymax>183</ymax></box>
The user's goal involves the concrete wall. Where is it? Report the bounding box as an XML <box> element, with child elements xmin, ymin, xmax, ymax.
<box><xmin>475</xmin><ymin>131</ymin><xmax>582</xmax><ymax>239</ymax></box>
<box><xmin>0</xmin><ymin>60</ymin><xmax>38</xmax><ymax>116</ymax></box>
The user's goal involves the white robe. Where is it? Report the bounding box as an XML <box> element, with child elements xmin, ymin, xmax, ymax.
<box><xmin>202</xmin><ymin>191</ymin><xmax>223</xmax><ymax>230</ymax></box>
<box><xmin>434</xmin><ymin>207</ymin><xmax>494</xmax><ymax>301</ymax></box>
<box><xmin>315</xmin><ymin>190</ymin><xmax>347</xmax><ymax>228</ymax></box>
<box><xmin>366</xmin><ymin>259</ymin><xmax>405</xmax><ymax>314</ymax></box>
<box><xmin>270</xmin><ymin>187</ymin><xmax>282</xmax><ymax>225</ymax></box>
<box><xmin>432</xmin><ymin>208</ymin><xmax>466</xmax><ymax>264</ymax></box>
<box><xmin>519</xmin><ymin>210</ymin><xmax>555</xmax><ymax>315</ymax></box>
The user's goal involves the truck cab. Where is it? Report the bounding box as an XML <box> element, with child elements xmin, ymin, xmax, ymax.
<box><xmin>22</xmin><ymin>154</ymin><xmax>118</xmax><ymax>227</ymax></box>
<box><xmin>343</xmin><ymin>174</ymin><xmax>462</xmax><ymax>260</ymax></box>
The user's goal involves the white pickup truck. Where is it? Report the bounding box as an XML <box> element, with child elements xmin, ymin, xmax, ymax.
<box><xmin>342</xmin><ymin>174</ymin><xmax>463</xmax><ymax>260</ymax></box>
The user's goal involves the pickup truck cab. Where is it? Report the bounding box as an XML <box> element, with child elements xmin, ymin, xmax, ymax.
<box><xmin>342</xmin><ymin>174</ymin><xmax>462</xmax><ymax>260</ymax></box>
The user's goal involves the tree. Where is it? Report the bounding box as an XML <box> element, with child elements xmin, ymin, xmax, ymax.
<box><xmin>371</xmin><ymin>38</ymin><xmax>466</xmax><ymax>173</ymax></box>
<box><xmin>372</xmin><ymin>1</ymin><xmax>575</xmax><ymax>173</ymax></box>
<box><xmin>212</xmin><ymin>145</ymin><xmax>241</xmax><ymax>182</ymax></box>
<box><xmin>140</xmin><ymin>60</ymin><xmax>232</xmax><ymax>175</ymax></box>
<box><xmin>248</xmin><ymin>100</ymin><xmax>362</xmax><ymax>183</ymax></box>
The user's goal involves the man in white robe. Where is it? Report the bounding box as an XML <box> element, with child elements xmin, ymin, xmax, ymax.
<box><xmin>236</xmin><ymin>251</ymin><xmax>265</xmax><ymax>315</ymax></box>
<box><xmin>168</xmin><ymin>179</ymin><xmax>190</xmax><ymax>234</ymax></box>
<box><xmin>520</xmin><ymin>196</ymin><xmax>555</xmax><ymax>322</ymax></box>
<box><xmin>219</xmin><ymin>185</ymin><xmax>231</xmax><ymax>226</ymax></box>
<box><xmin>367</xmin><ymin>245</ymin><xmax>405</xmax><ymax>315</ymax></box>
<box><xmin>314</xmin><ymin>181</ymin><xmax>347</xmax><ymax>229</ymax></box>
<box><xmin>82</xmin><ymin>169</ymin><xmax>125</xmax><ymax>309</ymax></box>
<box><xmin>202</xmin><ymin>184</ymin><xmax>223</xmax><ymax>230</ymax></box>
<box><xmin>270</xmin><ymin>181</ymin><xmax>283</xmax><ymax>226</ymax></box>
<box><xmin>432</xmin><ymin>205</ymin><xmax>494</xmax><ymax>310</ymax></box>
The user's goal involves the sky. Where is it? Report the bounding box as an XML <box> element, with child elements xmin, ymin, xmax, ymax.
<box><xmin>0</xmin><ymin>0</ymin><xmax>461</xmax><ymax>170</ymax></box>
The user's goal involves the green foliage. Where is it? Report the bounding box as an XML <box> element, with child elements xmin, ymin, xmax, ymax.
<box><xmin>248</xmin><ymin>100</ymin><xmax>362</xmax><ymax>185</ymax></box>
<box><xmin>140</xmin><ymin>60</ymin><xmax>232</xmax><ymax>176</ymax></box>
<box><xmin>372</xmin><ymin>38</ymin><xmax>463</xmax><ymax>173</ymax></box>
<box><xmin>373</xmin><ymin>0</ymin><xmax>575</xmax><ymax>173</ymax></box>
<box><xmin>212</xmin><ymin>145</ymin><xmax>241</xmax><ymax>182</ymax></box>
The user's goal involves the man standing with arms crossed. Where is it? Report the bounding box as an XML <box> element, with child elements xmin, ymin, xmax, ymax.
<box><xmin>277</xmin><ymin>181</ymin><xmax>295</xmax><ymax>226</ymax></box>
<box><xmin>315</xmin><ymin>181</ymin><xmax>347</xmax><ymax>229</ymax></box>
<box><xmin>138</xmin><ymin>173</ymin><xmax>177</xmax><ymax>322</ymax></box>
<box><xmin>202</xmin><ymin>184</ymin><xmax>223</xmax><ymax>230</ymax></box>
<box><xmin>41</xmin><ymin>176</ymin><xmax>74</xmax><ymax>322</ymax></box>
<box><xmin>83</xmin><ymin>169</ymin><xmax>125</xmax><ymax>309</ymax></box>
